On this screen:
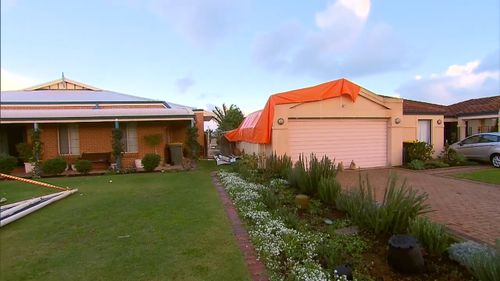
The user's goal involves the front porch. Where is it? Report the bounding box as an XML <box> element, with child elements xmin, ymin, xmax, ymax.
<box><xmin>444</xmin><ymin>115</ymin><xmax>499</xmax><ymax>144</ymax></box>
<box><xmin>0</xmin><ymin>120</ymin><xmax>192</xmax><ymax>173</ymax></box>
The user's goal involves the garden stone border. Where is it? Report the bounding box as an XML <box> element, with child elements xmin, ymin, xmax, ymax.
<box><xmin>210</xmin><ymin>172</ymin><xmax>269</xmax><ymax>281</ymax></box>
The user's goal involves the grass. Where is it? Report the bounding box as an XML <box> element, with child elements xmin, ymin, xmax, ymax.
<box><xmin>0</xmin><ymin>161</ymin><xmax>251</xmax><ymax>281</ymax></box>
<box><xmin>453</xmin><ymin>168</ymin><xmax>500</xmax><ymax>185</ymax></box>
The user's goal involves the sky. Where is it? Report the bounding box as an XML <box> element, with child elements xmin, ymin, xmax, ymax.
<box><xmin>1</xmin><ymin>0</ymin><xmax>499</xmax><ymax>115</ymax></box>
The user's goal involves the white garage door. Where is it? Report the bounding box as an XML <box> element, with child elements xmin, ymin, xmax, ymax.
<box><xmin>288</xmin><ymin>119</ymin><xmax>388</xmax><ymax>168</ymax></box>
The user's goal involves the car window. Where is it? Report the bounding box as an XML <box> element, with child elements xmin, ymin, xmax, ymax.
<box><xmin>480</xmin><ymin>134</ymin><xmax>500</xmax><ymax>143</ymax></box>
<box><xmin>462</xmin><ymin>136</ymin><xmax>481</xmax><ymax>145</ymax></box>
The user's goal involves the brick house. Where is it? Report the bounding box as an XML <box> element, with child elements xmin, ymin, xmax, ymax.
<box><xmin>403</xmin><ymin>96</ymin><xmax>500</xmax><ymax>144</ymax></box>
<box><xmin>0</xmin><ymin>77</ymin><xmax>206</xmax><ymax>169</ymax></box>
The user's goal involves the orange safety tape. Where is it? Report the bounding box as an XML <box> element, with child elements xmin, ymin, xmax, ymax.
<box><xmin>0</xmin><ymin>173</ymin><xmax>68</xmax><ymax>191</ymax></box>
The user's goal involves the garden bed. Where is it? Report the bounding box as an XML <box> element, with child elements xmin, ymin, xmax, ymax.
<box><xmin>219</xmin><ymin>171</ymin><xmax>475</xmax><ymax>281</ymax></box>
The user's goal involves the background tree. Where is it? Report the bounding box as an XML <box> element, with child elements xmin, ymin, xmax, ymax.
<box><xmin>212</xmin><ymin>103</ymin><xmax>244</xmax><ymax>136</ymax></box>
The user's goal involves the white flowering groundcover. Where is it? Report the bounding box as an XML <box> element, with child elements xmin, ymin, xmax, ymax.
<box><xmin>219</xmin><ymin>171</ymin><xmax>352</xmax><ymax>281</ymax></box>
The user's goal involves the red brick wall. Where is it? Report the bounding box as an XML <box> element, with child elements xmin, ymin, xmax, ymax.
<box><xmin>35</xmin><ymin>120</ymin><xmax>191</xmax><ymax>169</ymax></box>
<box><xmin>194</xmin><ymin>111</ymin><xmax>205</xmax><ymax>154</ymax></box>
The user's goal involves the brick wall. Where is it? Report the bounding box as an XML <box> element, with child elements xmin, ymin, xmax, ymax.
<box><xmin>34</xmin><ymin>120</ymin><xmax>191</xmax><ymax>169</ymax></box>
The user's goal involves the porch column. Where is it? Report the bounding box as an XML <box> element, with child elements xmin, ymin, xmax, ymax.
<box><xmin>114</xmin><ymin>119</ymin><xmax>122</xmax><ymax>171</ymax></box>
<box><xmin>457</xmin><ymin>118</ymin><xmax>466</xmax><ymax>140</ymax></box>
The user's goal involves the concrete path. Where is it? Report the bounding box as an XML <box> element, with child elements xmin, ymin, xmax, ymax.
<box><xmin>336</xmin><ymin>166</ymin><xmax>500</xmax><ymax>245</ymax></box>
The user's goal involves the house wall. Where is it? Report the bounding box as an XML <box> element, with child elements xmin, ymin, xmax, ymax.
<box><xmin>264</xmin><ymin>90</ymin><xmax>405</xmax><ymax>166</ymax></box>
<box><xmin>400</xmin><ymin>115</ymin><xmax>445</xmax><ymax>157</ymax></box>
<box><xmin>31</xmin><ymin>121</ymin><xmax>189</xmax><ymax>169</ymax></box>
<box><xmin>236</xmin><ymin>141</ymin><xmax>271</xmax><ymax>156</ymax></box>
<box><xmin>457</xmin><ymin>114</ymin><xmax>499</xmax><ymax>139</ymax></box>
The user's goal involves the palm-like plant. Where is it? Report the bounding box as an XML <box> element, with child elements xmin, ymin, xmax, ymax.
<box><xmin>212</xmin><ymin>103</ymin><xmax>244</xmax><ymax>135</ymax></box>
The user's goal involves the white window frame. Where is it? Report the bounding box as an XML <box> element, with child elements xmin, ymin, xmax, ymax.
<box><xmin>418</xmin><ymin>119</ymin><xmax>432</xmax><ymax>144</ymax></box>
<box><xmin>58</xmin><ymin>124</ymin><xmax>80</xmax><ymax>155</ymax></box>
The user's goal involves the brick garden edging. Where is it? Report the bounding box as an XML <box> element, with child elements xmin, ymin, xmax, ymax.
<box><xmin>210</xmin><ymin>172</ymin><xmax>269</xmax><ymax>281</ymax></box>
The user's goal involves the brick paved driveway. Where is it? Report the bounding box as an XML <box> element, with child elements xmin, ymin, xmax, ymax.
<box><xmin>336</xmin><ymin>166</ymin><xmax>500</xmax><ymax>245</ymax></box>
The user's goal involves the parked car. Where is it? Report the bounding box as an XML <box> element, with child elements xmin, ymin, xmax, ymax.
<box><xmin>450</xmin><ymin>132</ymin><xmax>500</xmax><ymax>168</ymax></box>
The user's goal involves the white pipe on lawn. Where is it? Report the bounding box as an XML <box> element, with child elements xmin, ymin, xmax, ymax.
<box><xmin>0</xmin><ymin>192</ymin><xmax>65</xmax><ymax>211</ymax></box>
<box><xmin>0</xmin><ymin>189</ymin><xmax>78</xmax><ymax>227</ymax></box>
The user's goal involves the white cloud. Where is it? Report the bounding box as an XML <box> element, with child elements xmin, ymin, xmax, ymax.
<box><xmin>0</xmin><ymin>69</ymin><xmax>36</xmax><ymax>90</ymax></box>
<box><xmin>397</xmin><ymin>53</ymin><xmax>500</xmax><ymax>104</ymax></box>
<box><xmin>253</xmin><ymin>0</ymin><xmax>412</xmax><ymax>79</ymax></box>
<box><xmin>148</xmin><ymin>0</ymin><xmax>246</xmax><ymax>47</ymax></box>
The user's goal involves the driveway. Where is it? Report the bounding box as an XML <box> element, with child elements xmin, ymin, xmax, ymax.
<box><xmin>336</xmin><ymin>166</ymin><xmax>500</xmax><ymax>245</ymax></box>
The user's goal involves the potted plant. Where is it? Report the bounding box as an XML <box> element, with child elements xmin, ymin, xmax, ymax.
<box><xmin>15</xmin><ymin>142</ymin><xmax>34</xmax><ymax>173</ymax></box>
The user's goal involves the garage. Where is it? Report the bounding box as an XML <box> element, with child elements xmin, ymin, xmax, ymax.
<box><xmin>225</xmin><ymin>78</ymin><xmax>404</xmax><ymax>167</ymax></box>
<box><xmin>288</xmin><ymin>119</ymin><xmax>388</xmax><ymax>168</ymax></box>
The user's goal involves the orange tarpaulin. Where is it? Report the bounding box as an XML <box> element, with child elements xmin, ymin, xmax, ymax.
<box><xmin>225</xmin><ymin>78</ymin><xmax>361</xmax><ymax>144</ymax></box>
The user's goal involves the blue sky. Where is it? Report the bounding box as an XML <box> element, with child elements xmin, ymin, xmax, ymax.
<box><xmin>1</xmin><ymin>0</ymin><xmax>499</xmax><ymax>114</ymax></box>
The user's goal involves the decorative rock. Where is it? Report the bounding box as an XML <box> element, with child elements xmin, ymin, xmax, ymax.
<box><xmin>334</xmin><ymin>225</ymin><xmax>359</xmax><ymax>236</ymax></box>
<box><xmin>387</xmin><ymin>234</ymin><xmax>424</xmax><ymax>274</ymax></box>
<box><xmin>324</xmin><ymin>218</ymin><xmax>334</xmax><ymax>225</ymax></box>
<box><xmin>295</xmin><ymin>194</ymin><xmax>310</xmax><ymax>209</ymax></box>
<box><xmin>0</xmin><ymin>197</ymin><xmax>6</xmax><ymax>203</ymax></box>
<box><xmin>333</xmin><ymin>264</ymin><xmax>353</xmax><ymax>280</ymax></box>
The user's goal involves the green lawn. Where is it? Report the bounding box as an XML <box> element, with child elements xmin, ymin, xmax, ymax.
<box><xmin>0</xmin><ymin>161</ymin><xmax>251</xmax><ymax>281</ymax></box>
<box><xmin>453</xmin><ymin>168</ymin><xmax>500</xmax><ymax>185</ymax></box>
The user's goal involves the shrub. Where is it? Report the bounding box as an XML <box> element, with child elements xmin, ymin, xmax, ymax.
<box><xmin>318</xmin><ymin>234</ymin><xmax>369</xmax><ymax>269</ymax></box>
<box><xmin>0</xmin><ymin>154</ymin><xmax>17</xmax><ymax>174</ymax></box>
<box><xmin>288</xmin><ymin>154</ymin><xmax>337</xmax><ymax>196</ymax></box>
<box><xmin>468</xmin><ymin>240</ymin><xmax>500</xmax><ymax>281</ymax></box>
<box><xmin>409</xmin><ymin>216</ymin><xmax>451</xmax><ymax>255</ymax></box>
<box><xmin>442</xmin><ymin>147</ymin><xmax>467</xmax><ymax>166</ymax></box>
<box><xmin>142</xmin><ymin>153</ymin><xmax>161</xmax><ymax>172</ymax></box>
<box><xmin>261</xmin><ymin>188</ymin><xmax>281</xmax><ymax>210</ymax></box>
<box><xmin>407</xmin><ymin>141</ymin><xmax>434</xmax><ymax>162</ymax></box>
<box><xmin>263</xmin><ymin>153</ymin><xmax>292</xmax><ymax>180</ymax></box>
<box><xmin>15</xmin><ymin>142</ymin><xmax>33</xmax><ymax>162</ymax></box>
<box><xmin>449</xmin><ymin>240</ymin><xmax>500</xmax><ymax>281</ymax></box>
<box><xmin>424</xmin><ymin>160</ymin><xmax>450</xmax><ymax>169</ymax></box>
<box><xmin>407</xmin><ymin>159</ymin><xmax>426</xmax><ymax>170</ymax></box>
<box><xmin>42</xmin><ymin>157</ymin><xmax>67</xmax><ymax>175</ymax></box>
<box><xmin>336</xmin><ymin>174</ymin><xmax>431</xmax><ymax>235</ymax></box>
<box><xmin>318</xmin><ymin>176</ymin><xmax>341</xmax><ymax>205</ymax></box>
<box><xmin>75</xmin><ymin>159</ymin><xmax>92</xmax><ymax>174</ymax></box>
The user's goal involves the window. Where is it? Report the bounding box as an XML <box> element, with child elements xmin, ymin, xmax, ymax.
<box><xmin>462</xmin><ymin>135</ymin><xmax>480</xmax><ymax>145</ymax></box>
<box><xmin>122</xmin><ymin>122</ymin><xmax>138</xmax><ymax>153</ymax></box>
<box><xmin>59</xmin><ymin>124</ymin><xmax>80</xmax><ymax>155</ymax></box>
<box><xmin>418</xmin><ymin>120</ymin><xmax>431</xmax><ymax>144</ymax></box>
<box><xmin>480</xmin><ymin>134</ymin><xmax>500</xmax><ymax>143</ymax></box>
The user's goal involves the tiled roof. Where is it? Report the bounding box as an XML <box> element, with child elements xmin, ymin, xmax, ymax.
<box><xmin>403</xmin><ymin>95</ymin><xmax>500</xmax><ymax>117</ymax></box>
<box><xmin>402</xmin><ymin>99</ymin><xmax>447</xmax><ymax>115</ymax></box>
<box><xmin>445</xmin><ymin>95</ymin><xmax>500</xmax><ymax>117</ymax></box>
<box><xmin>0</xmin><ymin>90</ymin><xmax>158</xmax><ymax>103</ymax></box>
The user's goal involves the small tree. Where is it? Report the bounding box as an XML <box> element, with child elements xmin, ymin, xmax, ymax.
<box><xmin>31</xmin><ymin>128</ymin><xmax>43</xmax><ymax>178</ymax></box>
<box><xmin>15</xmin><ymin>142</ymin><xmax>33</xmax><ymax>163</ymax></box>
<box><xmin>112</xmin><ymin>128</ymin><xmax>123</xmax><ymax>171</ymax></box>
<box><xmin>212</xmin><ymin>103</ymin><xmax>244</xmax><ymax>137</ymax></box>
<box><xmin>185</xmin><ymin>124</ymin><xmax>201</xmax><ymax>160</ymax></box>
<box><xmin>144</xmin><ymin>134</ymin><xmax>162</xmax><ymax>153</ymax></box>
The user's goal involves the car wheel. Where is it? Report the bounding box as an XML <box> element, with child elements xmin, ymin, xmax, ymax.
<box><xmin>491</xmin><ymin>154</ymin><xmax>500</xmax><ymax>168</ymax></box>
